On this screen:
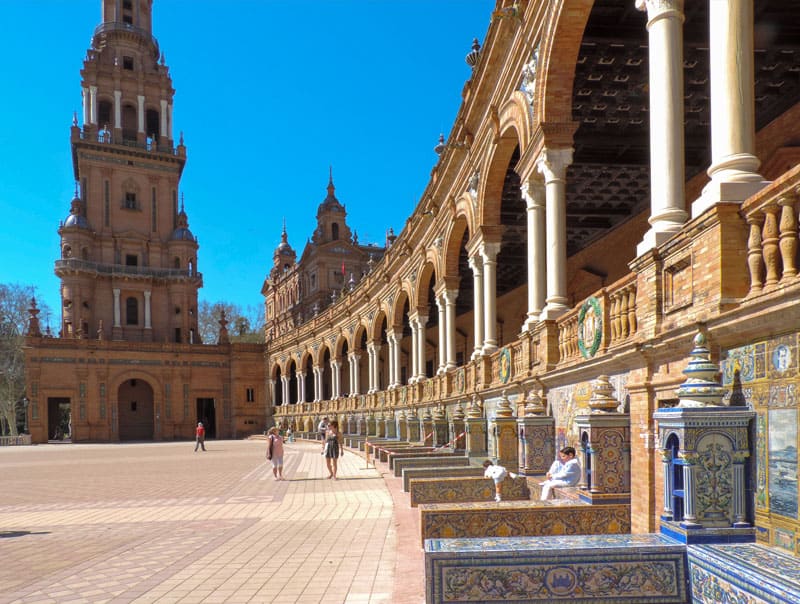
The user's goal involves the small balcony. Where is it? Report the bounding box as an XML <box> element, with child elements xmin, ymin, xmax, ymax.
<box><xmin>55</xmin><ymin>258</ymin><xmax>202</xmax><ymax>283</ymax></box>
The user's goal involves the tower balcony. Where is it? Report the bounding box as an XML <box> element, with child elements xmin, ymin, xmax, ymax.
<box><xmin>55</xmin><ymin>258</ymin><xmax>202</xmax><ymax>284</ymax></box>
<box><xmin>92</xmin><ymin>22</ymin><xmax>159</xmax><ymax>59</ymax></box>
<box><xmin>72</xmin><ymin>127</ymin><xmax>181</xmax><ymax>157</ymax></box>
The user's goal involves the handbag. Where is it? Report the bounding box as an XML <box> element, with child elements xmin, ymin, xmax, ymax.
<box><xmin>267</xmin><ymin>435</ymin><xmax>274</xmax><ymax>460</ymax></box>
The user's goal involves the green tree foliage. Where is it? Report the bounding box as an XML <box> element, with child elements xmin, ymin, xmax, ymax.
<box><xmin>197</xmin><ymin>300</ymin><xmax>264</xmax><ymax>345</ymax></box>
<box><xmin>0</xmin><ymin>284</ymin><xmax>51</xmax><ymax>435</ymax></box>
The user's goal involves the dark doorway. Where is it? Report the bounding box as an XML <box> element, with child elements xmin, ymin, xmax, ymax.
<box><xmin>118</xmin><ymin>379</ymin><xmax>154</xmax><ymax>441</ymax></box>
<box><xmin>47</xmin><ymin>397</ymin><xmax>71</xmax><ymax>441</ymax></box>
<box><xmin>196</xmin><ymin>398</ymin><xmax>216</xmax><ymax>439</ymax></box>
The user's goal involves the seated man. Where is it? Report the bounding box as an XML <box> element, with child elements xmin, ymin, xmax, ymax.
<box><xmin>540</xmin><ymin>446</ymin><xmax>580</xmax><ymax>500</ymax></box>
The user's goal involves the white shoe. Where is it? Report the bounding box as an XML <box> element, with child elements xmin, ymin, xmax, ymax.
<box><xmin>494</xmin><ymin>494</ymin><xmax>502</xmax><ymax>502</ymax></box>
<box><xmin>509</xmin><ymin>472</ymin><xmax>518</xmax><ymax>479</ymax></box>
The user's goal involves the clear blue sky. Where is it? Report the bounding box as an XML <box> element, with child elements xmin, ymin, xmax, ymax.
<box><xmin>0</xmin><ymin>0</ymin><xmax>493</xmax><ymax>331</ymax></box>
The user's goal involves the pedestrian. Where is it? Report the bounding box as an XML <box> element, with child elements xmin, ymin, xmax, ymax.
<box><xmin>539</xmin><ymin>446</ymin><xmax>581</xmax><ymax>500</ymax></box>
<box><xmin>322</xmin><ymin>420</ymin><xmax>344</xmax><ymax>479</ymax></box>
<box><xmin>194</xmin><ymin>422</ymin><xmax>206</xmax><ymax>452</ymax></box>
<box><xmin>286</xmin><ymin>426</ymin><xmax>294</xmax><ymax>443</ymax></box>
<box><xmin>483</xmin><ymin>459</ymin><xmax>518</xmax><ymax>502</ymax></box>
<box><xmin>266</xmin><ymin>426</ymin><xmax>285</xmax><ymax>480</ymax></box>
<box><xmin>318</xmin><ymin>416</ymin><xmax>329</xmax><ymax>440</ymax></box>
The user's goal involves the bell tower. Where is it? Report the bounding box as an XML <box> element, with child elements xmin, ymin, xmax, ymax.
<box><xmin>57</xmin><ymin>0</ymin><xmax>202</xmax><ymax>343</ymax></box>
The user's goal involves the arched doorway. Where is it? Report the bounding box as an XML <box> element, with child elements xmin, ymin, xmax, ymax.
<box><xmin>118</xmin><ymin>378</ymin><xmax>155</xmax><ymax>441</ymax></box>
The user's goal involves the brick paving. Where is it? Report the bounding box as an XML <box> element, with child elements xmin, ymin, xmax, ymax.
<box><xmin>0</xmin><ymin>439</ymin><xmax>424</xmax><ymax>604</ymax></box>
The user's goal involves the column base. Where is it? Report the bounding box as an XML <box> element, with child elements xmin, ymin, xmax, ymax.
<box><xmin>540</xmin><ymin>303</ymin><xmax>569</xmax><ymax>321</ymax></box>
<box><xmin>481</xmin><ymin>343</ymin><xmax>497</xmax><ymax>355</ymax></box>
<box><xmin>693</xmin><ymin>179</ymin><xmax>769</xmax><ymax>218</ymax></box>
<box><xmin>520</xmin><ymin>315</ymin><xmax>540</xmax><ymax>334</ymax></box>
<box><xmin>636</xmin><ymin>227</ymin><xmax>680</xmax><ymax>257</ymax></box>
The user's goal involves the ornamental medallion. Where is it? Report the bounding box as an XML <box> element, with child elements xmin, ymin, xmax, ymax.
<box><xmin>578</xmin><ymin>296</ymin><xmax>602</xmax><ymax>359</ymax></box>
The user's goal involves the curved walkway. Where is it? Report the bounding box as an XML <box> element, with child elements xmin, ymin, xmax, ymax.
<box><xmin>0</xmin><ymin>439</ymin><xmax>423</xmax><ymax>604</ymax></box>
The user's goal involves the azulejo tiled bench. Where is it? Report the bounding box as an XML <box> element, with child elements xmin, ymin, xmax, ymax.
<box><xmin>425</xmin><ymin>533</ymin><xmax>689</xmax><ymax>603</ymax></box>
<box><xmin>409</xmin><ymin>475</ymin><xmax>530</xmax><ymax>507</ymax></box>
<box><xmin>419</xmin><ymin>499</ymin><xmax>631</xmax><ymax>544</ymax></box>
<box><xmin>393</xmin><ymin>455</ymin><xmax>471</xmax><ymax>479</ymax></box>
<box><xmin>388</xmin><ymin>451</ymin><xmax>456</xmax><ymax>473</ymax></box>
<box><xmin>402</xmin><ymin>465</ymin><xmax>484</xmax><ymax>492</ymax></box>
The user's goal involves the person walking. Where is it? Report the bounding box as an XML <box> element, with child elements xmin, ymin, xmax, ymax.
<box><xmin>322</xmin><ymin>420</ymin><xmax>344</xmax><ymax>479</ymax></box>
<box><xmin>318</xmin><ymin>416</ymin><xmax>329</xmax><ymax>440</ymax></box>
<box><xmin>266</xmin><ymin>426</ymin><xmax>285</xmax><ymax>480</ymax></box>
<box><xmin>194</xmin><ymin>422</ymin><xmax>206</xmax><ymax>452</ymax></box>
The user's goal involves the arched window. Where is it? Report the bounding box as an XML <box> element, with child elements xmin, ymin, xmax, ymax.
<box><xmin>126</xmin><ymin>297</ymin><xmax>138</xmax><ymax>325</ymax></box>
<box><xmin>331</xmin><ymin>223</ymin><xmax>339</xmax><ymax>240</ymax></box>
<box><xmin>122</xmin><ymin>104</ymin><xmax>137</xmax><ymax>142</ymax></box>
<box><xmin>98</xmin><ymin>100</ymin><xmax>112</xmax><ymax>132</ymax></box>
<box><xmin>146</xmin><ymin>108</ymin><xmax>160</xmax><ymax>140</ymax></box>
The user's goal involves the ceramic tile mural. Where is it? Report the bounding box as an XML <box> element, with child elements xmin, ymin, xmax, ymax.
<box><xmin>722</xmin><ymin>332</ymin><xmax>800</xmax><ymax>549</ymax></box>
<box><xmin>409</xmin><ymin>476</ymin><xmax>529</xmax><ymax>507</ymax></box>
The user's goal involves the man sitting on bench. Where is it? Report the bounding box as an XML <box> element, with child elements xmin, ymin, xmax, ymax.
<box><xmin>540</xmin><ymin>446</ymin><xmax>580</xmax><ymax>500</ymax></box>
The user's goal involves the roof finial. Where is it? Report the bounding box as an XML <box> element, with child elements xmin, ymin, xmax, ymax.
<box><xmin>180</xmin><ymin>192</ymin><xmax>185</xmax><ymax>213</ymax></box>
<box><xmin>327</xmin><ymin>166</ymin><xmax>335</xmax><ymax>196</ymax></box>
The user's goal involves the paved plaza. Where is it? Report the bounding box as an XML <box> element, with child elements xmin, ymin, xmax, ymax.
<box><xmin>0</xmin><ymin>439</ymin><xmax>423</xmax><ymax>604</ymax></box>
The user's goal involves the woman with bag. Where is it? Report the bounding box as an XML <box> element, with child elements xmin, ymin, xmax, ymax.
<box><xmin>266</xmin><ymin>426</ymin><xmax>285</xmax><ymax>481</ymax></box>
<box><xmin>322</xmin><ymin>420</ymin><xmax>344</xmax><ymax>479</ymax></box>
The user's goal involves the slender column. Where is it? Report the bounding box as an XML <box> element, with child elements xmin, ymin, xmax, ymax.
<box><xmin>661</xmin><ymin>450</ymin><xmax>674</xmax><ymax>519</ymax></box>
<box><xmin>696</xmin><ymin>0</ymin><xmax>764</xmax><ymax>215</ymax></box>
<box><xmin>331</xmin><ymin>360</ymin><xmax>340</xmax><ymax>399</ymax></box>
<box><xmin>682</xmin><ymin>462</ymin><xmax>698</xmax><ymax>525</ymax></box>
<box><xmin>386</xmin><ymin>333</ymin><xmax>396</xmax><ymax>388</ymax></box>
<box><xmin>366</xmin><ymin>343</ymin><xmax>377</xmax><ymax>393</ymax></box>
<box><xmin>443</xmin><ymin>289</ymin><xmax>458</xmax><ymax>370</ymax></box>
<box><xmin>537</xmin><ymin>148</ymin><xmax>573</xmax><ymax>320</ymax></box>
<box><xmin>143</xmin><ymin>290</ymin><xmax>152</xmax><ymax>329</ymax></box>
<box><xmin>89</xmin><ymin>86</ymin><xmax>98</xmax><ymax>125</ymax></box>
<box><xmin>480</xmin><ymin>243</ymin><xmax>500</xmax><ymax>353</ymax></box>
<box><xmin>297</xmin><ymin>372</ymin><xmax>305</xmax><ymax>404</ymax></box>
<box><xmin>635</xmin><ymin>0</ymin><xmax>687</xmax><ymax>254</ymax></box>
<box><xmin>137</xmin><ymin>95</ymin><xmax>145</xmax><ymax>133</ymax></box>
<box><xmin>409</xmin><ymin>316</ymin><xmax>419</xmax><ymax>383</ymax></box>
<box><xmin>168</xmin><ymin>103</ymin><xmax>174</xmax><ymax>140</ymax></box>
<box><xmin>520</xmin><ymin>177</ymin><xmax>546</xmax><ymax>329</ymax></box>
<box><xmin>732</xmin><ymin>456</ymin><xmax>748</xmax><ymax>526</ymax></box>
<box><xmin>416</xmin><ymin>315</ymin><xmax>428</xmax><ymax>379</ymax></box>
<box><xmin>281</xmin><ymin>376</ymin><xmax>289</xmax><ymax>405</ymax></box>
<box><xmin>468</xmin><ymin>255</ymin><xmax>484</xmax><ymax>359</ymax></box>
<box><xmin>312</xmin><ymin>367</ymin><xmax>320</xmax><ymax>402</ymax></box>
<box><xmin>112</xmin><ymin>288</ymin><xmax>121</xmax><ymax>327</ymax></box>
<box><xmin>113</xmin><ymin>90</ymin><xmax>122</xmax><ymax>130</ymax></box>
<box><xmin>82</xmin><ymin>88</ymin><xmax>90</xmax><ymax>126</ymax></box>
<box><xmin>350</xmin><ymin>352</ymin><xmax>361</xmax><ymax>395</ymax></box>
<box><xmin>160</xmin><ymin>99</ymin><xmax>168</xmax><ymax>138</ymax></box>
<box><xmin>436</xmin><ymin>294</ymin><xmax>446</xmax><ymax>374</ymax></box>
<box><xmin>390</xmin><ymin>329</ymin><xmax>403</xmax><ymax>387</ymax></box>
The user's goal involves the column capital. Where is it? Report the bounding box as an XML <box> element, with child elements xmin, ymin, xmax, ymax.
<box><xmin>520</xmin><ymin>177</ymin><xmax>546</xmax><ymax>210</ymax></box>
<box><xmin>442</xmin><ymin>289</ymin><xmax>458</xmax><ymax>305</ymax></box>
<box><xmin>467</xmin><ymin>254</ymin><xmax>483</xmax><ymax>275</ymax></box>
<box><xmin>143</xmin><ymin>290</ymin><xmax>151</xmax><ymax>299</ymax></box>
<box><xmin>536</xmin><ymin>147</ymin><xmax>574</xmax><ymax>183</ymax></box>
<box><xmin>635</xmin><ymin>0</ymin><xmax>684</xmax><ymax>23</ymax></box>
<box><xmin>479</xmin><ymin>241</ymin><xmax>502</xmax><ymax>263</ymax></box>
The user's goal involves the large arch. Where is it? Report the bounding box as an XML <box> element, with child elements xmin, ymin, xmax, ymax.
<box><xmin>116</xmin><ymin>375</ymin><xmax>155</xmax><ymax>441</ymax></box>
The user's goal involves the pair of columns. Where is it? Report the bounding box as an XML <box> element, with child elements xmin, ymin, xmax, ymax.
<box><xmin>435</xmin><ymin>290</ymin><xmax>458</xmax><ymax>374</ymax></box>
<box><xmin>112</xmin><ymin>288</ymin><xmax>152</xmax><ymax>329</ymax></box>
<box><xmin>635</xmin><ymin>0</ymin><xmax>764</xmax><ymax>255</ymax></box>
<box><xmin>467</xmin><ymin>241</ymin><xmax>506</xmax><ymax>356</ymax></box>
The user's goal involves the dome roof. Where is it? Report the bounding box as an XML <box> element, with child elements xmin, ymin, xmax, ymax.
<box><xmin>274</xmin><ymin>220</ymin><xmax>294</xmax><ymax>256</ymax></box>
<box><xmin>170</xmin><ymin>196</ymin><xmax>195</xmax><ymax>242</ymax></box>
<box><xmin>63</xmin><ymin>189</ymin><xmax>91</xmax><ymax>230</ymax></box>
<box><xmin>318</xmin><ymin>172</ymin><xmax>344</xmax><ymax>214</ymax></box>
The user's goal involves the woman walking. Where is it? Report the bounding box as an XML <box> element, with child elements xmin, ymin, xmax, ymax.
<box><xmin>322</xmin><ymin>420</ymin><xmax>344</xmax><ymax>479</ymax></box>
<box><xmin>266</xmin><ymin>426</ymin><xmax>285</xmax><ymax>480</ymax></box>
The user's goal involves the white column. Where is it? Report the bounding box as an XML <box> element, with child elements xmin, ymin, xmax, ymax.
<box><xmin>436</xmin><ymin>294</ymin><xmax>446</xmax><ymax>374</ymax></box>
<box><xmin>480</xmin><ymin>243</ymin><xmax>500</xmax><ymax>353</ymax></box>
<box><xmin>351</xmin><ymin>353</ymin><xmax>361</xmax><ymax>395</ymax></box>
<box><xmin>316</xmin><ymin>367</ymin><xmax>324</xmax><ymax>401</ymax></box>
<box><xmin>331</xmin><ymin>360</ymin><xmax>340</xmax><ymax>398</ymax></box>
<box><xmin>296</xmin><ymin>372</ymin><xmax>303</xmax><ymax>403</ymax></box>
<box><xmin>113</xmin><ymin>90</ymin><xmax>122</xmax><ymax>130</ymax></box>
<box><xmin>82</xmin><ymin>87</ymin><xmax>90</xmax><ymax>126</ymax></box>
<box><xmin>695</xmin><ymin>0</ymin><xmax>765</xmax><ymax>216</ymax></box>
<box><xmin>468</xmin><ymin>255</ymin><xmax>484</xmax><ymax>359</ymax></box>
<box><xmin>137</xmin><ymin>95</ymin><xmax>145</xmax><ymax>133</ymax></box>
<box><xmin>89</xmin><ymin>86</ymin><xmax>98</xmax><ymax>125</ymax></box>
<box><xmin>520</xmin><ymin>178</ymin><xmax>546</xmax><ymax>330</ymax></box>
<box><xmin>416</xmin><ymin>315</ymin><xmax>428</xmax><ymax>380</ymax></box>
<box><xmin>365</xmin><ymin>345</ymin><xmax>373</xmax><ymax>393</ymax></box>
<box><xmin>636</xmin><ymin>0</ymin><xmax>688</xmax><ymax>255</ymax></box>
<box><xmin>537</xmin><ymin>147</ymin><xmax>573</xmax><ymax>320</ymax></box>
<box><xmin>281</xmin><ymin>376</ymin><xmax>289</xmax><ymax>405</ymax></box>
<box><xmin>160</xmin><ymin>99</ymin><xmax>168</xmax><ymax>138</ymax></box>
<box><xmin>113</xmin><ymin>288</ymin><xmax>121</xmax><ymax>327</ymax></box>
<box><xmin>386</xmin><ymin>334</ymin><xmax>395</xmax><ymax>388</ymax></box>
<box><xmin>443</xmin><ymin>289</ymin><xmax>458</xmax><ymax>370</ymax></box>
<box><xmin>168</xmin><ymin>103</ymin><xmax>174</xmax><ymax>140</ymax></box>
<box><xmin>268</xmin><ymin>379</ymin><xmax>276</xmax><ymax>407</ymax></box>
<box><xmin>390</xmin><ymin>330</ymin><xmax>403</xmax><ymax>387</ymax></box>
<box><xmin>143</xmin><ymin>290</ymin><xmax>152</xmax><ymax>329</ymax></box>
<box><xmin>409</xmin><ymin>317</ymin><xmax>419</xmax><ymax>384</ymax></box>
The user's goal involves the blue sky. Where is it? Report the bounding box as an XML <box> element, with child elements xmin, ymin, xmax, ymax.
<box><xmin>0</xmin><ymin>0</ymin><xmax>493</xmax><ymax>331</ymax></box>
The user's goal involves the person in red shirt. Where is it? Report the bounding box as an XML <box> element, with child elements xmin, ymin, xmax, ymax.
<box><xmin>194</xmin><ymin>422</ymin><xmax>206</xmax><ymax>452</ymax></box>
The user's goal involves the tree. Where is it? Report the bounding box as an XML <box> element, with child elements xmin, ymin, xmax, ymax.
<box><xmin>197</xmin><ymin>300</ymin><xmax>264</xmax><ymax>345</ymax></box>
<box><xmin>0</xmin><ymin>284</ymin><xmax>51</xmax><ymax>436</ymax></box>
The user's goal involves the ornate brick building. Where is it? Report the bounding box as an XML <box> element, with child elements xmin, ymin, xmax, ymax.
<box><xmin>23</xmin><ymin>0</ymin><xmax>266</xmax><ymax>443</ymax></box>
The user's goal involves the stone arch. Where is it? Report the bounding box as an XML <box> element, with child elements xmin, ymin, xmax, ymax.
<box><xmin>112</xmin><ymin>371</ymin><xmax>158</xmax><ymax>441</ymax></box>
<box><xmin>480</xmin><ymin>125</ymin><xmax>522</xmax><ymax>226</ymax></box>
<box><xmin>538</xmin><ymin>0</ymin><xmax>593</xmax><ymax>125</ymax></box>
<box><xmin>414</xmin><ymin>262</ymin><xmax>438</xmax><ymax>310</ymax></box>
<box><xmin>443</xmin><ymin>211</ymin><xmax>472</xmax><ymax>278</ymax></box>
<box><xmin>499</xmin><ymin>91</ymin><xmax>534</xmax><ymax>152</ymax></box>
<box><xmin>370</xmin><ymin>309</ymin><xmax>388</xmax><ymax>342</ymax></box>
<box><xmin>390</xmin><ymin>287</ymin><xmax>412</xmax><ymax>328</ymax></box>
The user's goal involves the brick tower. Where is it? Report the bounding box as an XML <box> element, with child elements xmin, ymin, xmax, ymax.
<box><xmin>57</xmin><ymin>0</ymin><xmax>201</xmax><ymax>343</ymax></box>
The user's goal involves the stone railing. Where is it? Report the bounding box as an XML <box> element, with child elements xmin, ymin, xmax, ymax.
<box><xmin>742</xmin><ymin>163</ymin><xmax>800</xmax><ymax>296</ymax></box>
<box><xmin>0</xmin><ymin>434</ymin><xmax>32</xmax><ymax>446</ymax></box>
<box><xmin>55</xmin><ymin>259</ymin><xmax>201</xmax><ymax>281</ymax></box>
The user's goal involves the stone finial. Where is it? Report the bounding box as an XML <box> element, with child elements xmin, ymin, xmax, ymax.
<box><xmin>398</xmin><ymin>409</ymin><xmax>407</xmax><ymax>421</ymax></box>
<box><xmin>467</xmin><ymin>394</ymin><xmax>483</xmax><ymax>418</ymax></box>
<box><xmin>495</xmin><ymin>390</ymin><xmax>514</xmax><ymax>418</ymax></box>
<box><xmin>676</xmin><ymin>332</ymin><xmax>726</xmax><ymax>407</ymax></box>
<box><xmin>433</xmin><ymin>404</ymin><xmax>446</xmax><ymax>421</ymax></box>
<box><xmin>26</xmin><ymin>297</ymin><xmax>42</xmax><ymax>338</ymax></box>
<box><xmin>217</xmin><ymin>309</ymin><xmax>230</xmax><ymax>345</ymax></box>
<box><xmin>589</xmin><ymin>375</ymin><xmax>620</xmax><ymax>413</ymax></box>
<box><xmin>406</xmin><ymin>407</ymin><xmax>419</xmax><ymax>421</ymax></box>
<box><xmin>422</xmin><ymin>407</ymin><xmax>433</xmax><ymax>422</ymax></box>
<box><xmin>524</xmin><ymin>390</ymin><xmax>546</xmax><ymax>416</ymax></box>
<box><xmin>452</xmin><ymin>401</ymin><xmax>466</xmax><ymax>421</ymax></box>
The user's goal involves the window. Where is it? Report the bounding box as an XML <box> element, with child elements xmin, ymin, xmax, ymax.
<box><xmin>151</xmin><ymin>188</ymin><xmax>157</xmax><ymax>232</ymax></box>
<box><xmin>122</xmin><ymin>56</ymin><xmax>134</xmax><ymax>70</ymax></box>
<box><xmin>126</xmin><ymin>297</ymin><xmax>138</xmax><ymax>325</ymax></box>
<box><xmin>122</xmin><ymin>0</ymin><xmax>132</xmax><ymax>9</ymax></box>
<box><xmin>104</xmin><ymin>181</ymin><xmax>110</xmax><ymax>226</ymax></box>
<box><xmin>174</xmin><ymin>328</ymin><xmax>181</xmax><ymax>343</ymax></box>
<box><xmin>246</xmin><ymin>388</ymin><xmax>255</xmax><ymax>403</ymax></box>
<box><xmin>146</xmin><ymin>109</ymin><xmax>159</xmax><ymax>140</ymax></box>
<box><xmin>332</xmin><ymin>223</ymin><xmax>339</xmax><ymax>240</ymax></box>
<box><xmin>126</xmin><ymin>254</ymin><xmax>137</xmax><ymax>267</ymax></box>
<box><xmin>124</xmin><ymin>191</ymin><xmax>137</xmax><ymax>210</ymax></box>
